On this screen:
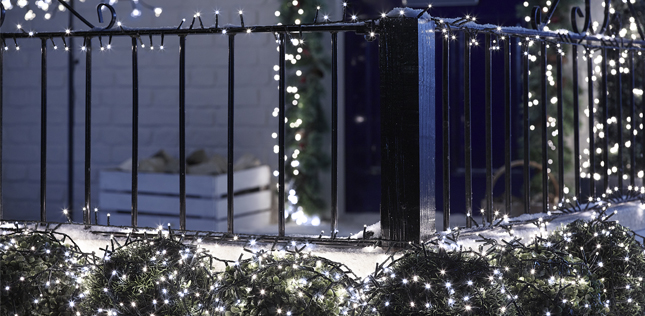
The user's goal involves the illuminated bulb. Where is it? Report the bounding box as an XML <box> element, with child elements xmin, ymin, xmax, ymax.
<box><xmin>131</xmin><ymin>8</ymin><xmax>141</xmax><ymax>17</ymax></box>
<box><xmin>351</xmin><ymin>15</ymin><xmax>357</xmax><ymax>20</ymax></box>
<box><xmin>154</xmin><ymin>8</ymin><xmax>162</xmax><ymax>17</ymax></box>
<box><xmin>323</xmin><ymin>15</ymin><xmax>329</xmax><ymax>20</ymax></box>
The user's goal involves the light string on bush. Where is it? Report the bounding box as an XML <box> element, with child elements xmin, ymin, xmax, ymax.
<box><xmin>2</xmin><ymin>189</ymin><xmax>645</xmax><ymax>315</ymax></box>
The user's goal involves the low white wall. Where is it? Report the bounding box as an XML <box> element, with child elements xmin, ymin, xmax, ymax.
<box><xmin>4</xmin><ymin>201</ymin><xmax>642</xmax><ymax>278</ymax></box>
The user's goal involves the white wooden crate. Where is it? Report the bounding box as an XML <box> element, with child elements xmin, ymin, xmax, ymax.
<box><xmin>99</xmin><ymin>165</ymin><xmax>272</xmax><ymax>229</ymax></box>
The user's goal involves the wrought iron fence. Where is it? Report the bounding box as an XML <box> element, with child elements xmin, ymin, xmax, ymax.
<box><xmin>0</xmin><ymin>1</ymin><xmax>377</xmax><ymax>242</ymax></box>
<box><xmin>0</xmin><ymin>1</ymin><xmax>644</xmax><ymax>244</ymax></box>
<box><xmin>377</xmin><ymin>3</ymin><xmax>645</xmax><ymax>242</ymax></box>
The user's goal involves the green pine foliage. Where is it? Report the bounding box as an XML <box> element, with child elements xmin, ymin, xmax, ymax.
<box><xmin>214</xmin><ymin>248</ymin><xmax>360</xmax><ymax>315</ymax></box>
<box><xmin>0</xmin><ymin>231</ymin><xmax>84</xmax><ymax>316</ymax></box>
<box><xmin>365</xmin><ymin>247</ymin><xmax>507</xmax><ymax>315</ymax></box>
<box><xmin>80</xmin><ymin>236</ymin><xmax>215</xmax><ymax>315</ymax></box>
<box><xmin>278</xmin><ymin>0</ymin><xmax>330</xmax><ymax>215</ymax></box>
<box><xmin>548</xmin><ymin>218</ymin><xmax>645</xmax><ymax>314</ymax></box>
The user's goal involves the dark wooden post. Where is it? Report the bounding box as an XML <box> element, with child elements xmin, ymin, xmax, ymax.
<box><xmin>380</xmin><ymin>15</ymin><xmax>436</xmax><ymax>242</ymax></box>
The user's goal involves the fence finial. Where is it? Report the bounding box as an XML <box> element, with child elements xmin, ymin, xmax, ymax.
<box><xmin>56</xmin><ymin>0</ymin><xmax>116</xmax><ymax>30</ymax></box>
<box><xmin>96</xmin><ymin>3</ymin><xmax>117</xmax><ymax>30</ymax></box>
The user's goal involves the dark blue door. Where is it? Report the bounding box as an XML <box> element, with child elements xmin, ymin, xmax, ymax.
<box><xmin>344</xmin><ymin>0</ymin><xmax>525</xmax><ymax>213</ymax></box>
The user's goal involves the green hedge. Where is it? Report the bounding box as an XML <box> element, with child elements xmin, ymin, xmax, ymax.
<box><xmin>2</xmin><ymin>214</ymin><xmax>644</xmax><ymax>316</ymax></box>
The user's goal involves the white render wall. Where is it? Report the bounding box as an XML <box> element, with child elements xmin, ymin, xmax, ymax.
<box><xmin>1</xmin><ymin>0</ymin><xmax>300</xmax><ymax>223</ymax></box>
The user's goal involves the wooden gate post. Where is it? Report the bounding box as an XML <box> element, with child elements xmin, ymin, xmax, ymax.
<box><xmin>380</xmin><ymin>14</ymin><xmax>436</xmax><ymax>242</ymax></box>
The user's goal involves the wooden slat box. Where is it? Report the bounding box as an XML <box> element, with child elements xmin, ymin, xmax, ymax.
<box><xmin>99</xmin><ymin>165</ymin><xmax>272</xmax><ymax>230</ymax></box>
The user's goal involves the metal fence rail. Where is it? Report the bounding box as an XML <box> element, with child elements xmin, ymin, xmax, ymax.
<box><xmin>1</xmin><ymin>2</ymin><xmax>645</xmax><ymax>243</ymax></box>
<box><xmin>0</xmin><ymin>1</ymin><xmax>375</xmax><ymax>238</ymax></box>
<box><xmin>429</xmin><ymin>4</ymin><xmax>645</xmax><ymax>232</ymax></box>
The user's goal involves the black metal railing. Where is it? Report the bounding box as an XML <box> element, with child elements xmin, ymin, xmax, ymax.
<box><xmin>377</xmin><ymin>4</ymin><xmax>645</xmax><ymax>242</ymax></box>
<box><xmin>424</xmin><ymin>2</ymin><xmax>645</xmax><ymax>235</ymax></box>
<box><xmin>1</xmin><ymin>2</ymin><xmax>645</xmax><ymax>244</ymax></box>
<box><xmin>0</xmin><ymin>1</ymin><xmax>377</xmax><ymax>241</ymax></box>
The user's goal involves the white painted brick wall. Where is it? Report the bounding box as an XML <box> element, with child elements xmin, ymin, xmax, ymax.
<box><xmin>1</xmin><ymin>0</ymin><xmax>292</xmax><ymax>223</ymax></box>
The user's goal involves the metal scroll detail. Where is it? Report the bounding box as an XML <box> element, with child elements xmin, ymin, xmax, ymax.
<box><xmin>97</xmin><ymin>3</ymin><xmax>117</xmax><ymax>30</ymax></box>
<box><xmin>533</xmin><ymin>0</ymin><xmax>639</xmax><ymax>38</ymax></box>
<box><xmin>56</xmin><ymin>0</ymin><xmax>117</xmax><ymax>30</ymax></box>
<box><xmin>531</xmin><ymin>0</ymin><xmax>561</xmax><ymax>31</ymax></box>
<box><xmin>570</xmin><ymin>0</ymin><xmax>592</xmax><ymax>34</ymax></box>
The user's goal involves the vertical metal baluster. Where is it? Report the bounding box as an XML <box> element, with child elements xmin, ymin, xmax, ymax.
<box><xmin>587</xmin><ymin>47</ymin><xmax>596</xmax><ymax>197</ymax></box>
<box><xmin>40</xmin><ymin>39</ymin><xmax>47</xmax><ymax>222</ymax></box>
<box><xmin>67</xmin><ymin>3</ymin><xmax>75</xmax><ymax>218</ymax></box>
<box><xmin>522</xmin><ymin>41</ymin><xmax>530</xmax><ymax>215</ymax></box>
<box><xmin>485</xmin><ymin>34</ymin><xmax>493</xmax><ymax>223</ymax></box>
<box><xmin>541</xmin><ymin>42</ymin><xmax>549</xmax><ymax>212</ymax></box>
<box><xmin>442</xmin><ymin>30</ymin><xmax>451</xmax><ymax>229</ymax></box>
<box><xmin>179</xmin><ymin>35</ymin><xmax>186</xmax><ymax>231</ymax></box>
<box><xmin>572</xmin><ymin>45</ymin><xmax>581</xmax><ymax>197</ymax></box>
<box><xmin>464</xmin><ymin>33</ymin><xmax>472</xmax><ymax>228</ymax></box>
<box><xmin>278</xmin><ymin>33</ymin><xmax>286</xmax><ymax>237</ymax></box>
<box><xmin>556</xmin><ymin>47</ymin><xmax>564</xmax><ymax>202</ymax></box>
<box><xmin>642</xmin><ymin>52</ymin><xmax>645</xmax><ymax>182</ymax></box>
<box><xmin>0</xmin><ymin>38</ymin><xmax>3</xmax><ymax>220</ymax></box>
<box><xmin>617</xmin><ymin>48</ymin><xmax>624</xmax><ymax>191</ymax></box>
<box><xmin>504</xmin><ymin>37</ymin><xmax>512</xmax><ymax>217</ymax></box>
<box><xmin>131</xmin><ymin>37</ymin><xmax>138</xmax><ymax>227</ymax></box>
<box><xmin>629</xmin><ymin>50</ymin><xmax>636</xmax><ymax>187</ymax></box>
<box><xmin>227</xmin><ymin>34</ymin><xmax>235</xmax><ymax>234</ymax></box>
<box><xmin>331</xmin><ymin>32</ymin><xmax>339</xmax><ymax>234</ymax></box>
<box><xmin>601</xmin><ymin>48</ymin><xmax>609</xmax><ymax>193</ymax></box>
<box><xmin>84</xmin><ymin>37</ymin><xmax>92</xmax><ymax>226</ymax></box>
<box><xmin>643</xmin><ymin>52</ymin><xmax>645</xmax><ymax>181</ymax></box>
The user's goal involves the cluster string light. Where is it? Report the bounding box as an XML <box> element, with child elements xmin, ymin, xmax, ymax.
<box><xmin>0</xmin><ymin>0</ymin><xmax>162</xmax><ymax>22</ymax></box>
<box><xmin>2</xmin><ymin>184</ymin><xmax>645</xmax><ymax>315</ymax></box>
<box><xmin>518</xmin><ymin>0</ymin><xmax>645</xmax><ymax>204</ymax></box>
<box><xmin>271</xmin><ymin>0</ymin><xmax>348</xmax><ymax>226</ymax></box>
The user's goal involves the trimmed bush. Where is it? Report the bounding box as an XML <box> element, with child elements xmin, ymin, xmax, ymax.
<box><xmin>548</xmin><ymin>218</ymin><xmax>645</xmax><ymax>314</ymax></box>
<box><xmin>0</xmin><ymin>231</ymin><xmax>84</xmax><ymax>316</ymax></box>
<box><xmin>365</xmin><ymin>247</ymin><xmax>507</xmax><ymax>315</ymax></box>
<box><xmin>214</xmin><ymin>248</ymin><xmax>361</xmax><ymax>315</ymax></box>
<box><xmin>80</xmin><ymin>236</ymin><xmax>215</xmax><ymax>315</ymax></box>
